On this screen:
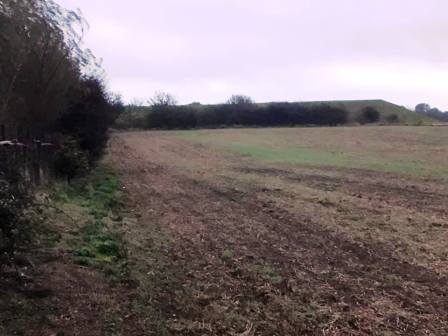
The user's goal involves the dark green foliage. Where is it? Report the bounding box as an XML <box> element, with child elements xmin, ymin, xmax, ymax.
<box><xmin>357</xmin><ymin>107</ymin><xmax>380</xmax><ymax>124</ymax></box>
<box><xmin>386</xmin><ymin>114</ymin><xmax>400</xmax><ymax>123</ymax></box>
<box><xmin>415</xmin><ymin>103</ymin><xmax>448</xmax><ymax>122</ymax></box>
<box><xmin>56</xmin><ymin>164</ymin><xmax>121</xmax><ymax>217</ymax></box>
<box><xmin>57</xmin><ymin>77</ymin><xmax>124</xmax><ymax>163</ymax></box>
<box><xmin>0</xmin><ymin>0</ymin><xmax>87</xmax><ymax>132</ymax></box>
<box><xmin>415</xmin><ymin>103</ymin><xmax>431</xmax><ymax>114</ymax></box>
<box><xmin>58</xmin><ymin>166</ymin><xmax>126</xmax><ymax>266</ymax></box>
<box><xmin>146</xmin><ymin>92</ymin><xmax>196</xmax><ymax>129</ymax></box>
<box><xmin>0</xmin><ymin>181</ymin><xmax>30</xmax><ymax>267</ymax></box>
<box><xmin>146</xmin><ymin>105</ymin><xmax>197</xmax><ymax>129</ymax></box>
<box><xmin>75</xmin><ymin>221</ymin><xmax>125</xmax><ymax>264</ymax></box>
<box><xmin>1</xmin><ymin>1</ymin><xmax>122</xmax><ymax>178</ymax></box>
<box><xmin>145</xmin><ymin>102</ymin><xmax>348</xmax><ymax>129</ymax></box>
<box><xmin>0</xmin><ymin>0</ymin><xmax>122</xmax><ymax>267</ymax></box>
<box><xmin>53</xmin><ymin>137</ymin><xmax>89</xmax><ymax>180</ymax></box>
<box><xmin>115</xmin><ymin>105</ymin><xmax>148</xmax><ymax>129</ymax></box>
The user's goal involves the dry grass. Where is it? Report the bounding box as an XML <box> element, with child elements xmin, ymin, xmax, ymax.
<box><xmin>107</xmin><ymin>127</ymin><xmax>448</xmax><ymax>335</ymax></box>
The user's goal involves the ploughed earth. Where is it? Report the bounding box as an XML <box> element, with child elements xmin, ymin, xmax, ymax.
<box><xmin>107</xmin><ymin>131</ymin><xmax>448</xmax><ymax>335</ymax></box>
<box><xmin>3</xmin><ymin>129</ymin><xmax>447</xmax><ymax>336</ymax></box>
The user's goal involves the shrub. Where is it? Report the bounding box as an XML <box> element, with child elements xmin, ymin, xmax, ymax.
<box><xmin>308</xmin><ymin>104</ymin><xmax>348</xmax><ymax>125</ymax></box>
<box><xmin>115</xmin><ymin>106</ymin><xmax>148</xmax><ymax>129</ymax></box>
<box><xmin>53</xmin><ymin>137</ymin><xmax>89</xmax><ymax>181</ymax></box>
<box><xmin>386</xmin><ymin>114</ymin><xmax>399</xmax><ymax>123</ymax></box>
<box><xmin>357</xmin><ymin>107</ymin><xmax>380</xmax><ymax>124</ymax></box>
<box><xmin>57</xmin><ymin>77</ymin><xmax>123</xmax><ymax>163</ymax></box>
<box><xmin>146</xmin><ymin>105</ymin><xmax>197</xmax><ymax>129</ymax></box>
<box><xmin>0</xmin><ymin>181</ymin><xmax>28</xmax><ymax>267</ymax></box>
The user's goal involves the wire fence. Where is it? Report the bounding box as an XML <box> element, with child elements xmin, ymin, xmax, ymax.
<box><xmin>0</xmin><ymin>124</ymin><xmax>55</xmax><ymax>189</ymax></box>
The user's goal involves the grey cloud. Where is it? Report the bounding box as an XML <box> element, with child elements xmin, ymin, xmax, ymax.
<box><xmin>57</xmin><ymin>0</ymin><xmax>448</xmax><ymax>109</ymax></box>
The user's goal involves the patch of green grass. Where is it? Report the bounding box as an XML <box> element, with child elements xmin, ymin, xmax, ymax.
<box><xmin>54</xmin><ymin>164</ymin><xmax>127</xmax><ymax>273</ymax></box>
<box><xmin>230</xmin><ymin>144</ymin><xmax>448</xmax><ymax>177</ymax></box>
<box><xmin>74</xmin><ymin>221</ymin><xmax>125</xmax><ymax>265</ymax></box>
<box><xmin>251</xmin><ymin>264</ymin><xmax>283</xmax><ymax>284</ymax></box>
<box><xmin>221</xmin><ymin>249</ymin><xmax>234</xmax><ymax>260</ymax></box>
<box><xmin>55</xmin><ymin>164</ymin><xmax>122</xmax><ymax>219</ymax></box>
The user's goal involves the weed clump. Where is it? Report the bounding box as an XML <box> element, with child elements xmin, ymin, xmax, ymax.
<box><xmin>55</xmin><ymin>165</ymin><xmax>126</xmax><ymax>269</ymax></box>
<box><xmin>221</xmin><ymin>249</ymin><xmax>234</xmax><ymax>261</ymax></box>
<box><xmin>251</xmin><ymin>264</ymin><xmax>283</xmax><ymax>284</ymax></box>
<box><xmin>75</xmin><ymin>221</ymin><xmax>125</xmax><ymax>265</ymax></box>
<box><xmin>56</xmin><ymin>165</ymin><xmax>122</xmax><ymax>219</ymax></box>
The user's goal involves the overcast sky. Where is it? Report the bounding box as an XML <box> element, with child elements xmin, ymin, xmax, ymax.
<box><xmin>57</xmin><ymin>0</ymin><xmax>448</xmax><ymax>109</ymax></box>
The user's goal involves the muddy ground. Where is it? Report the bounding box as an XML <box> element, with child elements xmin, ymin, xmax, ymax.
<box><xmin>106</xmin><ymin>131</ymin><xmax>448</xmax><ymax>335</ymax></box>
<box><xmin>2</xmin><ymin>129</ymin><xmax>446</xmax><ymax>336</ymax></box>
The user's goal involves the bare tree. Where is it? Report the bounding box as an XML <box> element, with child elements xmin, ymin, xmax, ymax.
<box><xmin>415</xmin><ymin>103</ymin><xmax>431</xmax><ymax>114</ymax></box>
<box><xmin>130</xmin><ymin>98</ymin><xmax>145</xmax><ymax>107</ymax></box>
<box><xmin>148</xmin><ymin>92</ymin><xmax>177</xmax><ymax>106</ymax></box>
<box><xmin>226</xmin><ymin>94</ymin><xmax>254</xmax><ymax>105</ymax></box>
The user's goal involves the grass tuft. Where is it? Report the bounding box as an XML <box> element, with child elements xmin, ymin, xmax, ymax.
<box><xmin>54</xmin><ymin>164</ymin><xmax>127</xmax><ymax>270</ymax></box>
<box><xmin>251</xmin><ymin>264</ymin><xmax>284</xmax><ymax>284</ymax></box>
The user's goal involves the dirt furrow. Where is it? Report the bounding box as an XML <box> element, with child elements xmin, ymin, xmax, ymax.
<box><xmin>110</xmin><ymin>133</ymin><xmax>448</xmax><ymax>335</ymax></box>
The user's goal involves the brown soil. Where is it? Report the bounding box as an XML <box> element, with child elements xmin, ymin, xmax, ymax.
<box><xmin>0</xmin><ymin>253</ymin><xmax>144</xmax><ymax>336</ymax></box>
<box><xmin>107</xmin><ymin>132</ymin><xmax>448</xmax><ymax>335</ymax></box>
<box><xmin>3</xmin><ymin>129</ymin><xmax>446</xmax><ymax>335</ymax></box>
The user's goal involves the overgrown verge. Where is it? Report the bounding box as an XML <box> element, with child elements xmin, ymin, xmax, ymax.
<box><xmin>52</xmin><ymin>164</ymin><xmax>130</xmax><ymax>281</ymax></box>
<box><xmin>0</xmin><ymin>163</ymin><xmax>142</xmax><ymax>335</ymax></box>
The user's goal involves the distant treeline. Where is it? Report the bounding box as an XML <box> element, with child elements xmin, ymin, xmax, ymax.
<box><xmin>118</xmin><ymin>94</ymin><xmax>383</xmax><ymax>130</ymax></box>
<box><xmin>147</xmin><ymin>102</ymin><xmax>349</xmax><ymax>129</ymax></box>
<box><xmin>119</xmin><ymin>94</ymin><xmax>386</xmax><ymax>130</ymax></box>
<box><xmin>415</xmin><ymin>103</ymin><xmax>448</xmax><ymax>122</ymax></box>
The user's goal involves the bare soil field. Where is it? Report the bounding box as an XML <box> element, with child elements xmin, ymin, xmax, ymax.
<box><xmin>109</xmin><ymin>127</ymin><xmax>448</xmax><ymax>335</ymax></box>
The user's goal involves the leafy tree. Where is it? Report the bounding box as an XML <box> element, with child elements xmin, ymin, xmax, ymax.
<box><xmin>415</xmin><ymin>103</ymin><xmax>431</xmax><ymax>114</ymax></box>
<box><xmin>357</xmin><ymin>107</ymin><xmax>380</xmax><ymax>124</ymax></box>
<box><xmin>415</xmin><ymin>103</ymin><xmax>448</xmax><ymax>122</ymax></box>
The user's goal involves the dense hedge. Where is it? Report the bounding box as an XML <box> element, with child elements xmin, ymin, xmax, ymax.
<box><xmin>1</xmin><ymin>0</ymin><xmax>123</xmax><ymax>175</ymax></box>
<box><xmin>0</xmin><ymin>0</ymin><xmax>122</xmax><ymax>266</ymax></box>
<box><xmin>143</xmin><ymin>102</ymin><xmax>349</xmax><ymax>129</ymax></box>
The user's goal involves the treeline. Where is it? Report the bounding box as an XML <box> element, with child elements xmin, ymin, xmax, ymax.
<box><xmin>147</xmin><ymin>102</ymin><xmax>349</xmax><ymax>129</ymax></box>
<box><xmin>119</xmin><ymin>94</ymin><xmax>354</xmax><ymax>130</ymax></box>
<box><xmin>0</xmin><ymin>0</ymin><xmax>121</xmax><ymax>265</ymax></box>
<box><xmin>415</xmin><ymin>103</ymin><xmax>448</xmax><ymax>122</ymax></box>
<box><xmin>0</xmin><ymin>0</ymin><xmax>122</xmax><ymax>177</ymax></box>
<box><xmin>117</xmin><ymin>94</ymin><xmax>385</xmax><ymax>130</ymax></box>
